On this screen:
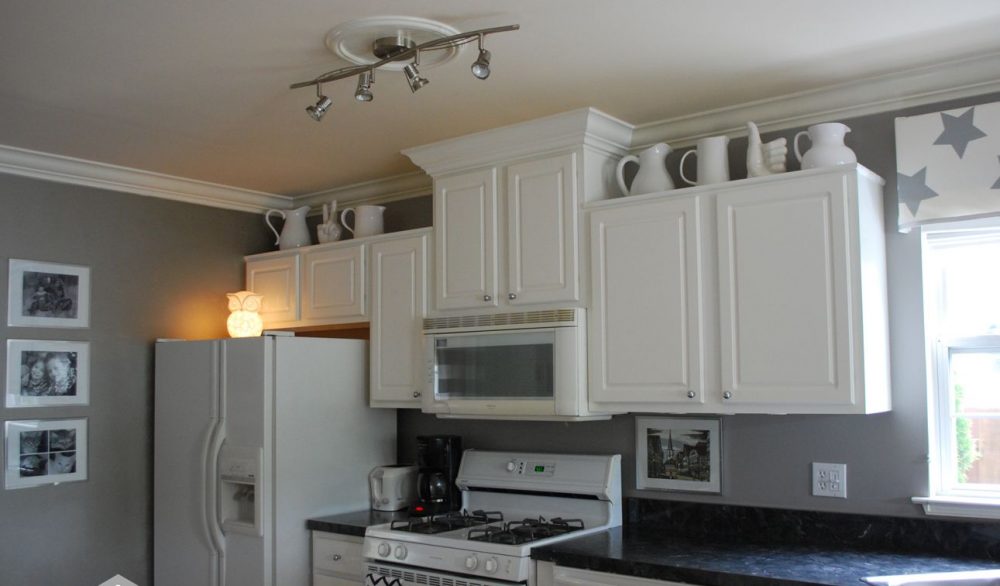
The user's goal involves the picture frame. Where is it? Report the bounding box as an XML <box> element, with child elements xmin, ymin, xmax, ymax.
<box><xmin>5</xmin><ymin>418</ymin><xmax>87</xmax><ymax>489</ymax></box>
<box><xmin>7</xmin><ymin>259</ymin><xmax>90</xmax><ymax>328</ymax></box>
<box><xmin>636</xmin><ymin>416</ymin><xmax>721</xmax><ymax>493</ymax></box>
<box><xmin>5</xmin><ymin>340</ymin><xmax>90</xmax><ymax>408</ymax></box>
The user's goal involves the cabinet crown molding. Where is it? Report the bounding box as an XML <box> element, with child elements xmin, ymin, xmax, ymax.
<box><xmin>403</xmin><ymin>107</ymin><xmax>633</xmax><ymax>177</ymax></box>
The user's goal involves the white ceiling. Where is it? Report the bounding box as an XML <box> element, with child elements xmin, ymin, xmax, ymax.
<box><xmin>3</xmin><ymin>0</ymin><xmax>1000</xmax><ymax>197</ymax></box>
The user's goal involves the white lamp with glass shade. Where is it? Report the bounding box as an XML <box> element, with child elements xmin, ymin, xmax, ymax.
<box><xmin>227</xmin><ymin>291</ymin><xmax>264</xmax><ymax>338</ymax></box>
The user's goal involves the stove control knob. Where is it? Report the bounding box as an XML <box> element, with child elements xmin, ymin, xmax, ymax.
<box><xmin>484</xmin><ymin>557</ymin><xmax>499</xmax><ymax>574</ymax></box>
<box><xmin>394</xmin><ymin>545</ymin><xmax>408</xmax><ymax>560</ymax></box>
<box><xmin>506</xmin><ymin>460</ymin><xmax>516</xmax><ymax>472</ymax></box>
<box><xmin>464</xmin><ymin>555</ymin><xmax>479</xmax><ymax>570</ymax></box>
<box><xmin>377</xmin><ymin>542</ymin><xmax>391</xmax><ymax>557</ymax></box>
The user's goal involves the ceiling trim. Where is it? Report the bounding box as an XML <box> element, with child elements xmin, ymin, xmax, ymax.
<box><xmin>295</xmin><ymin>171</ymin><xmax>432</xmax><ymax>213</ymax></box>
<box><xmin>630</xmin><ymin>50</ymin><xmax>1000</xmax><ymax>149</ymax></box>
<box><xmin>0</xmin><ymin>144</ymin><xmax>291</xmax><ymax>213</ymax></box>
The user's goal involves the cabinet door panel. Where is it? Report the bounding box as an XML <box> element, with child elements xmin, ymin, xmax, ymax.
<box><xmin>507</xmin><ymin>153</ymin><xmax>579</xmax><ymax>305</ymax></box>
<box><xmin>246</xmin><ymin>256</ymin><xmax>299</xmax><ymax>325</ymax></box>
<box><xmin>434</xmin><ymin>169</ymin><xmax>498</xmax><ymax>310</ymax></box>
<box><xmin>302</xmin><ymin>245</ymin><xmax>366</xmax><ymax>321</ymax></box>
<box><xmin>717</xmin><ymin>174</ymin><xmax>852</xmax><ymax>406</ymax></box>
<box><xmin>589</xmin><ymin>197</ymin><xmax>704</xmax><ymax>406</ymax></box>
<box><xmin>370</xmin><ymin>234</ymin><xmax>428</xmax><ymax>407</ymax></box>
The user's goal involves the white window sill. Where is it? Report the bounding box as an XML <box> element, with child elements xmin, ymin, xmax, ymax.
<box><xmin>912</xmin><ymin>496</ymin><xmax>1000</xmax><ymax>520</ymax></box>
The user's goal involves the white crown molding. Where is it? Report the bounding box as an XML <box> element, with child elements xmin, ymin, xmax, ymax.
<box><xmin>0</xmin><ymin>144</ymin><xmax>290</xmax><ymax>213</ymax></box>
<box><xmin>294</xmin><ymin>171</ymin><xmax>432</xmax><ymax>214</ymax></box>
<box><xmin>630</xmin><ymin>51</ymin><xmax>1000</xmax><ymax>150</ymax></box>
<box><xmin>402</xmin><ymin>107</ymin><xmax>633</xmax><ymax>176</ymax></box>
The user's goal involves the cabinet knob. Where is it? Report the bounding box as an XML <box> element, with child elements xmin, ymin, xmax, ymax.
<box><xmin>723</xmin><ymin>391</ymin><xmax>732</xmax><ymax>400</ymax></box>
<box><xmin>330</xmin><ymin>554</ymin><xmax>342</xmax><ymax>561</ymax></box>
<box><xmin>483</xmin><ymin>294</ymin><xmax>492</xmax><ymax>302</ymax></box>
<box><xmin>508</xmin><ymin>293</ymin><xmax>517</xmax><ymax>300</ymax></box>
<box><xmin>687</xmin><ymin>391</ymin><xmax>696</xmax><ymax>399</ymax></box>
<box><xmin>412</xmin><ymin>391</ymin><xmax>421</xmax><ymax>398</ymax></box>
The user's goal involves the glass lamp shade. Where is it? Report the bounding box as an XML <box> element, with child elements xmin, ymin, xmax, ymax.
<box><xmin>226</xmin><ymin>291</ymin><xmax>264</xmax><ymax>338</ymax></box>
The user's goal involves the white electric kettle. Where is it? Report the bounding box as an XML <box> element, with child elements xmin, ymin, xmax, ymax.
<box><xmin>369</xmin><ymin>465</ymin><xmax>418</xmax><ymax>511</ymax></box>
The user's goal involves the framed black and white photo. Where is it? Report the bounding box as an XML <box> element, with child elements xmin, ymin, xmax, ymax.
<box><xmin>636</xmin><ymin>417</ymin><xmax>721</xmax><ymax>493</ymax></box>
<box><xmin>7</xmin><ymin>259</ymin><xmax>90</xmax><ymax>328</ymax></box>
<box><xmin>5</xmin><ymin>418</ymin><xmax>87</xmax><ymax>489</ymax></box>
<box><xmin>5</xmin><ymin>340</ymin><xmax>90</xmax><ymax>408</ymax></box>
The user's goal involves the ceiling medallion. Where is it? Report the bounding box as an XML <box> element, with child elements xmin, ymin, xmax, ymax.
<box><xmin>291</xmin><ymin>16</ymin><xmax>519</xmax><ymax>122</ymax></box>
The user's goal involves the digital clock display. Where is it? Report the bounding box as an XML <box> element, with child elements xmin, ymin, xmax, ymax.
<box><xmin>534</xmin><ymin>465</ymin><xmax>545</xmax><ymax>473</ymax></box>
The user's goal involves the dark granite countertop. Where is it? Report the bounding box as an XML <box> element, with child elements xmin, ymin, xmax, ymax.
<box><xmin>307</xmin><ymin>509</ymin><xmax>409</xmax><ymax>537</ymax></box>
<box><xmin>532</xmin><ymin>527</ymin><xmax>1000</xmax><ymax>586</ymax></box>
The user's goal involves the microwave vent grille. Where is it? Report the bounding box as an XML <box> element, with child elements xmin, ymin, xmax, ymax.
<box><xmin>424</xmin><ymin>308</ymin><xmax>578</xmax><ymax>331</ymax></box>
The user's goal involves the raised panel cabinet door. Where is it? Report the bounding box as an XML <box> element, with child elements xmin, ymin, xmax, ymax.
<box><xmin>301</xmin><ymin>244</ymin><xmax>366</xmax><ymax>321</ymax></box>
<box><xmin>246</xmin><ymin>255</ymin><xmax>300</xmax><ymax>325</ymax></box>
<box><xmin>434</xmin><ymin>168</ymin><xmax>499</xmax><ymax>311</ymax></box>
<box><xmin>370</xmin><ymin>234</ymin><xmax>429</xmax><ymax>407</ymax></box>
<box><xmin>589</xmin><ymin>196</ymin><xmax>705</xmax><ymax>406</ymax></box>
<box><xmin>506</xmin><ymin>153</ymin><xmax>579</xmax><ymax>305</ymax></box>
<box><xmin>716</xmin><ymin>173</ymin><xmax>853</xmax><ymax>406</ymax></box>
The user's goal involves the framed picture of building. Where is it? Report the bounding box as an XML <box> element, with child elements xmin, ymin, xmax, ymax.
<box><xmin>4</xmin><ymin>418</ymin><xmax>87</xmax><ymax>489</ymax></box>
<box><xmin>5</xmin><ymin>340</ymin><xmax>90</xmax><ymax>408</ymax></box>
<box><xmin>636</xmin><ymin>417</ymin><xmax>721</xmax><ymax>493</ymax></box>
<box><xmin>7</xmin><ymin>259</ymin><xmax>90</xmax><ymax>328</ymax></box>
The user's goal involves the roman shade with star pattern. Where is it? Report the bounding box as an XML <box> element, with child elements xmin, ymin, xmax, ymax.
<box><xmin>895</xmin><ymin>101</ymin><xmax>1000</xmax><ymax>232</ymax></box>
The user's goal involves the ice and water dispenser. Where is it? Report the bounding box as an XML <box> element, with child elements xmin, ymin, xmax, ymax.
<box><xmin>219</xmin><ymin>445</ymin><xmax>263</xmax><ymax>536</ymax></box>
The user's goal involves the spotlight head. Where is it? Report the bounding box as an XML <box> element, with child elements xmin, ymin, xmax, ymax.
<box><xmin>471</xmin><ymin>48</ymin><xmax>491</xmax><ymax>80</ymax></box>
<box><xmin>355</xmin><ymin>71</ymin><xmax>374</xmax><ymax>102</ymax></box>
<box><xmin>403</xmin><ymin>63</ymin><xmax>429</xmax><ymax>93</ymax></box>
<box><xmin>306</xmin><ymin>95</ymin><xmax>332</xmax><ymax>121</ymax></box>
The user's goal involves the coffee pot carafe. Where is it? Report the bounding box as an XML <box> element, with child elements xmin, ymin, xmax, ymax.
<box><xmin>410</xmin><ymin>435</ymin><xmax>461</xmax><ymax>515</ymax></box>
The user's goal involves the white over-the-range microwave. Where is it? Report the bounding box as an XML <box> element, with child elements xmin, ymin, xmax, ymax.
<box><xmin>421</xmin><ymin>308</ymin><xmax>612</xmax><ymax>421</ymax></box>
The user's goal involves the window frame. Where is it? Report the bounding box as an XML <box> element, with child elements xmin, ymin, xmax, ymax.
<box><xmin>916</xmin><ymin>221</ymin><xmax>1000</xmax><ymax>517</ymax></box>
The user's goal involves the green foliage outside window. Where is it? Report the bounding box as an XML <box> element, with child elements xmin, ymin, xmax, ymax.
<box><xmin>954</xmin><ymin>384</ymin><xmax>980</xmax><ymax>483</ymax></box>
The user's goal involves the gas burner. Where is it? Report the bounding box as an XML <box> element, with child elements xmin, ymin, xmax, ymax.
<box><xmin>467</xmin><ymin>517</ymin><xmax>585</xmax><ymax>545</ymax></box>
<box><xmin>391</xmin><ymin>510</ymin><xmax>504</xmax><ymax>535</ymax></box>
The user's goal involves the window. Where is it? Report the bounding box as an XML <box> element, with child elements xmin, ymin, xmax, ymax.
<box><xmin>921</xmin><ymin>224</ymin><xmax>1000</xmax><ymax>514</ymax></box>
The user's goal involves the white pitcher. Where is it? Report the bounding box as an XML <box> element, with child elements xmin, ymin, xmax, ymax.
<box><xmin>341</xmin><ymin>205</ymin><xmax>385</xmax><ymax>238</ymax></box>
<box><xmin>679</xmin><ymin>135</ymin><xmax>730</xmax><ymax>186</ymax></box>
<box><xmin>616</xmin><ymin>143</ymin><xmax>674</xmax><ymax>196</ymax></box>
<box><xmin>793</xmin><ymin>123</ymin><xmax>856</xmax><ymax>169</ymax></box>
<box><xmin>265</xmin><ymin>206</ymin><xmax>311</xmax><ymax>249</ymax></box>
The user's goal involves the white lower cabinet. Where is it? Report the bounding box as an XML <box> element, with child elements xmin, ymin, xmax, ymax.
<box><xmin>537</xmin><ymin>561</ymin><xmax>694</xmax><ymax>586</ymax></box>
<box><xmin>369</xmin><ymin>232</ymin><xmax>430</xmax><ymax>408</ymax></box>
<box><xmin>587</xmin><ymin>165</ymin><xmax>890</xmax><ymax>414</ymax></box>
<box><xmin>312</xmin><ymin>532</ymin><xmax>364</xmax><ymax>586</ymax></box>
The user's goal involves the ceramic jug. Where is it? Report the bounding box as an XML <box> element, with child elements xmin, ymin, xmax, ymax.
<box><xmin>679</xmin><ymin>135</ymin><xmax>730</xmax><ymax>186</ymax></box>
<box><xmin>616</xmin><ymin>143</ymin><xmax>674</xmax><ymax>196</ymax></box>
<box><xmin>265</xmin><ymin>206</ymin><xmax>311</xmax><ymax>250</ymax></box>
<box><xmin>793</xmin><ymin>123</ymin><xmax>856</xmax><ymax>169</ymax></box>
<box><xmin>341</xmin><ymin>205</ymin><xmax>385</xmax><ymax>238</ymax></box>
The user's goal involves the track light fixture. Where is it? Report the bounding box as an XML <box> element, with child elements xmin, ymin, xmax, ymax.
<box><xmin>355</xmin><ymin>70</ymin><xmax>374</xmax><ymax>102</ymax></box>
<box><xmin>305</xmin><ymin>85</ymin><xmax>332</xmax><ymax>121</ymax></box>
<box><xmin>403</xmin><ymin>52</ymin><xmax>429</xmax><ymax>93</ymax></box>
<box><xmin>291</xmin><ymin>21</ymin><xmax>519</xmax><ymax>122</ymax></box>
<box><xmin>471</xmin><ymin>35</ymin><xmax>491</xmax><ymax>80</ymax></box>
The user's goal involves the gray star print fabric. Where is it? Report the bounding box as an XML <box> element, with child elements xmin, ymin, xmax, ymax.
<box><xmin>895</xmin><ymin>102</ymin><xmax>1000</xmax><ymax>232</ymax></box>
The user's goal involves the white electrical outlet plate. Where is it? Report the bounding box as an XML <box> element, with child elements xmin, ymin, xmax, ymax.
<box><xmin>812</xmin><ymin>462</ymin><xmax>847</xmax><ymax>498</ymax></box>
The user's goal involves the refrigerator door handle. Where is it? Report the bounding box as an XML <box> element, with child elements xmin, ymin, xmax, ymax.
<box><xmin>207</xmin><ymin>423</ymin><xmax>227</xmax><ymax>548</ymax></box>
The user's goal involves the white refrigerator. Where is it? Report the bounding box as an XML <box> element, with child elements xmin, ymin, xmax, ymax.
<box><xmin>154</xmin><ymin>335</ymin><xmax>395</xmax><ymax>586</ymax></box>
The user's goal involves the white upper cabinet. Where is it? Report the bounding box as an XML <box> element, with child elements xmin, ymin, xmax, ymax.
<box><xmin>369</xmin><ymin>231</ymin><xmax>429</xmax><ymax>408</ymax></box>
<box><xmin>506</xmin><ymin>153</ymin><xmax>580</xmax><ymax>306</ymax></box>
<box><xmin>403</xmin><ymin>108</ymin><xmax>633</xmax><ymax>314</ymax></box>
<box><xmin>433</xmin><ymin>168</ymin><xmax>499</xmax><ymax>311</ymax></box>
<box><xmin>302</xmin><ymin>244</ymin><xmax>367</xmax><ymax>321</ymax></box>
<box><xmin>587</xmin><ymin>165</ymin><xmax>890</xmax><ymax>415</ymax></box>
<box><xmin>588</xmin><ymin>196</ymin><xmax>705</xmax><ymax>409</ymax></box>
<box><xmin>245</xmin><ymin>255</ymin><xmax>300</xmax><ymax>325</ymax></box>
<box><xmin>716</xmin><ymin>169</ymin><xmax>889</xmax><ymax>412</ymax></box>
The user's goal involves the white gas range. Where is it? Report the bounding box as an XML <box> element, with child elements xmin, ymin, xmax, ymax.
<box><xmin>363</xmin><ymin>450</ymin><xmax>622</xmax><ymax>586</ymax></box>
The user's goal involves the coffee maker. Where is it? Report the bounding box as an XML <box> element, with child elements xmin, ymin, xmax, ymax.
<box><xmin>410</xmin><ymin>435</ymin><xmax>462</xmax><ymax>516</ymax></box>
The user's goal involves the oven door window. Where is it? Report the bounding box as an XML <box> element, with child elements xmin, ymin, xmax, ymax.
<box><xmin>433</xmin><ymin>330</ymin><xmax>555</xmax><ymax>400</ymax></box>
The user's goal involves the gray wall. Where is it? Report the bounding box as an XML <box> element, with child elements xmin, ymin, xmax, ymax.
<box><xmin>0</xmin><ymin>175</ymin><xmax>270</xmax><ymax>585</ymax></box>
<box><xmin>398</xmin><ymin>92</ymin><xmax>1000</xmax><ymax>519</ymax></box>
